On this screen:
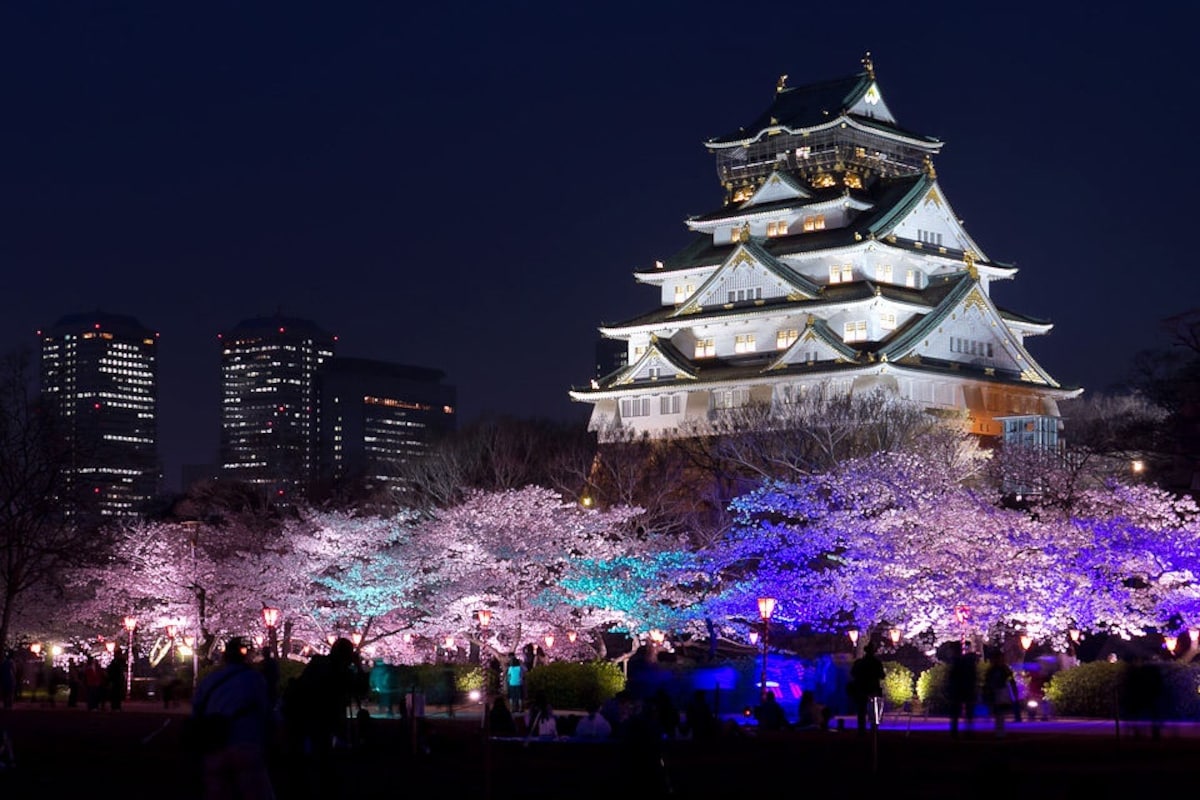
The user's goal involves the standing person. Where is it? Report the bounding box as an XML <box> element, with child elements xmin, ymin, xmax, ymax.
<box><xmin>849</xmin><ymin>642</ymin><xmax>885</xmax><ymax>735</ymax></box>
<box><xmin>488</xmin><ymin>695</ymin><xmax>517</xmax><ymax>736</ymax></box>
<box><xmin>83</xmin><ymin>656</ymin><xmax>105</xmax><ymax>711</ymax></box>
<box><xmin>107</xmin><ymin>647</ymin><xmax>127</xmax><ymax>711</ymax></box>
<box><xmin>524</xmin><ymin>690</ymin><xmax>558</xmax><ymax>740</ymax></box>
<box><xmin>682</xmin><ymin>690</ymin><xmax>717</xmax><ymax>741</ymax></box>
<box><xmin>505</xmin><ymin>654</ymin><xmax>526</xmax><ymax>713</ymax></box>
<box><xmin>948</xmin><ymin>642</ymin><xmax>979</xmax><ymax>737</ymax></box>
<box><xmin>574</xmin><ymin>699</ymin><xmax>613</xmax><ymax>740</ymax></box>
<box><xmin>0</xmin><ymin>651</ymin><xmax>15</xmax><ymax>710</ymax></box>
<box><xmin>983</xmin><ymin>650</ymin><xmax>1016</xmax><ymax>738</ymax></box>
<box><xmin>190</xmin><ymin>636</ymin><xmax>276</xmax><ymax>800</ymax></box>
<box><xmin>66</xmin><ymin>657</ymin><xmax>81</xmax><ymax>708</ymax></box>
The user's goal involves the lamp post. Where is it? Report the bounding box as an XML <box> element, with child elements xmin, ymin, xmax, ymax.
<box><xmin>261</xmin><ymin>606</ymin><xmax>280</xmax><ymax>658</ymax></box>
<box><xmin>123</xmin><ymin>616</ymin><xmax>137</xmax><ymax>695</ymax></box>
<box><xmin>757</xmin><ymin>597</ymin><xmax>776</xmax><ymax>702</ymax></box>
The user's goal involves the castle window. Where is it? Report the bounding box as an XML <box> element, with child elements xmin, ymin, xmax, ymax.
<box><xmin>877</xmin><ymin>263</ymin><xmax>893</xmax><ymax>283</ymax></box>
<box><xmin>829</xmin><ymin>264</ymin><xmax>853</xmax><ymax>284</ymax></box>
<box><xmin>694</xmin><ymin>338</ymin><xmax>716</xmax><ymax>358</ymax></box>
<box><xmin>803</xmin><ymin>215</ymin><xmax>826</xmax><ymax>232</ymax></box>
<box><xmin>647</xmin><ymin>367</ymin><xmax>660</xmax><ymax>380</ymax></box>
<box><xmin>713</xmin><ymin>387</ymin><xmax>750</xmax><ymax>410</ymax></box>
<box><xmin>660</xmin><ymin>394</ymin><xmax>682</xmax><ymax>415</ymax></box>
<box><xmin>843</xmin><ymin>320</ymin><xmax>868</xmax><ymax>342</ymax></box>
<box><xmin>767</xmin><ymin>221</ymin><xmax>789</xmax><ymax>237</ymax></box>
<box><xmin>735</xmin><ymin>334</ymin><xmax>756</xmax><ymax>354</ymax></box>
<box><xmin>776</xmin><ymin>328</ymin><xmax>799</xmax><ymax>349</ymax></box>
<box><xmin>905</xmin><ymin>269</ymin><xmax>918</xmax><ymax>288</ymax></box>
<box><xmin>673</xmin><ymin>284</ymin><xmax>694</xmax><ymax>304</ymax></box>
<box><xmin>917</xmin><ymin>229</ymin><xmax>943</xmax><ymax>246</ymax></box>
<box><xmin>633</xmin><ymin>345</ymin><xmax>647</xmax><ymax>358</ymax></box>
<box><xmin>880</xmin><ymin>312</ymin><xmax>896</xmax><ymax>331</ymax></box>
<box><xmin>620</xmin><ymin>397</ymin><xmax>652</xmax><ymax>418</ymax></box>
<box><xmin>727</xmin><ymin>287</ymin><xmax>763</xmax><ymax>303</ymax></box>
<box><xmin>795</xmin><ymin>146</ymin><xmax>811</xmax><ymax>159</ymax></box>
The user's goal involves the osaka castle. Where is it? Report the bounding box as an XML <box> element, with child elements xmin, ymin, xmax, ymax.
<box><xmin>570</xmin><ymin>56</ymin><xmax>1080</xmax><ymax>445</ymax></box>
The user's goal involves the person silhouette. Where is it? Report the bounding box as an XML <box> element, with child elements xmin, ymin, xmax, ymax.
<box><xmin>849</xmin><ymin>643</ymin><xmax>885</xmax><ymax>735</ymax></box>
<box><xmin>948</xmin><ymin>642</ymin><xmax>979</xmax><ymax>736</ymax></box>
<box><xmin>983</xmin><ymin>650</ymin><xmax>1016</xmax><ymax>738</ymax></box>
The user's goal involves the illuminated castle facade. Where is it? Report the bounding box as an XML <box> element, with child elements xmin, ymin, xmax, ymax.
<box><xmin>570</xmin><ymin>57</ymin><xmax>1079</xmax><ymax>444</ymax></box>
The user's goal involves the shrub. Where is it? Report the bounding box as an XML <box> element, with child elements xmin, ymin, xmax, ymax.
<box><xmin>916</xmin><ymin>662</ymin><xmax>951</xmax><ymax>714</ymax></box>
<box><xmin>526</xmin><ymin>660</ymin><xmax>625</xmax><ymax>709</ymax></box>
<box><xmin>882</xmin><ymin>661</ymin><xmax>915</xmax><ymax>709</ymax></box>
<box><xmin>1043</xmin><ymin>661</ymin><xmax>1123</xmax><ymax>718</ymax></box>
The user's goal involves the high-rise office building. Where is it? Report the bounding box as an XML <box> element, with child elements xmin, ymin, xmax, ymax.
<box><xmin>318</xmin><ymin>357</ymin><xmax>457</xmax><ymax>493</ymax></box>
<box><xmin>218</xmin><ymin>314</ymin><xmax>336</xmax><ymax>500</ymax></box>
<box><xmin>38</xmin><ymin>311</ymin><xmax>160</xmax><ymax>517</ymax></box>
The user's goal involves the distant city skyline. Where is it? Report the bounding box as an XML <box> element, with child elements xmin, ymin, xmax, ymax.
<box><xmin>3</xmin><ymin>4</ymin><xmax>1194</xmax><ymax>492</ymax></box>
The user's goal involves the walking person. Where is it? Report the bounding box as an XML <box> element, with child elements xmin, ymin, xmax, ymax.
<box><xmin>190</xmin><ymin>636</ymin><xmax>276</xmax><ymax>800</ymax></box>
<box><xmin>984</xmin><ymin>649</ymin><xmax>1016</xmax><ymax>738</ymax></box>
<box><xmin>505</xmin><ymin>654</ymin><xmax>526</xmax><ymax>713</ymax></box>
<box><xmin>948</xmin><ymin>642</ymin><xmax>979</xmax><ymax>737</ymax></box>
<box><xmin>849</xmin><ymin>642</ymin><xmax>885</xmax><ymax>735</ymax></box>
<box><xmin>107</xmin><ymin>647</ymin><xmax>127</xmax><ymax>711</ymax></box>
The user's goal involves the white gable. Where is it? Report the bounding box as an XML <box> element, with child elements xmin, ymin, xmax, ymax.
<box><xmin>680</xmin><ymin>247</ymin><xmax>807</xmax><ymax>313</ymax></box>
<box><xmin>769</xmin><ymin>326</ymin><xmax>852</xmax><ymax>369</ymax></box>
<box><xmin>614</xmin><ymin>343</ymin><xmax>694</xmax><ymax>386</ymax></box>
<box><xmin>742</xmin><ymin>171</ymin><xmax>811</xmax><ymax>207</ymax></box>
<box><xmin>889</xmin><ymin>183</ymin><xmax>986</xmax><ymax>257</ymax></box>
<box><xmin>847</xmin><ymin>81</ymin><xmax>896</xmax><ymax>124</ymax></box>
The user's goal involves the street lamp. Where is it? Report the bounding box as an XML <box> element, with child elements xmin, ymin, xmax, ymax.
<box><xmin>261</xmin><ymin>606</ymin><xmax>280</xmax><ymax>658</ymax></box>
<box><xmin>1165</xmin><ymin>634</ymin><xmax>1178</xmax><ymax>654</ymax></box>
<box><xmin>889</xmin><ymin>627</ymin><xmax>902</xmax><ymax>647</ymax></box>
<box><xmin>1019</xmin><ymin>633</ymin><xmax>1033</xmax><ymax>652</ymax></box>
<box><xmin>30</xmin><ymin>643</ymin><xmax>41</xmax><ymax>656</ymax></box>
<box><xmin>757</xmin><ymin>597</ymin><xmax>776</xmax><ymax>702</ymax></box>
<box><xmin>123</xmin><ymin>616</ymin><xmax>137</xmax><ymax>695</ymax></box>
<box><xmin>351</xmin><ymin>631</ymin><xmax>363</xmax><ymax>649</ymax></box>
<box><xmin>848</xmin><ymin>629</ymin><xmax>859</xmax><ymax>648</ymax></box>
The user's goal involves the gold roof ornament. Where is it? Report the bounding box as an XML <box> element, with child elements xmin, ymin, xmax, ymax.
<box><xmin>777</xmin><ymin>74</ymin><xmax>788</xmax><ymax>93</ymax></box>
<box><xmin>923</xmin><ymin>155</ymin><xmax>937</xmax><ymax>180</ymax></box>
<box><xmin>964</xmin><ymin>249</ymin><xmax>978</xmax><ymax>279</ymax></box>
<box><xmin>861</xmin><ymin>51</ymin><xmax>875</xmax><ymax>80</ymax></box>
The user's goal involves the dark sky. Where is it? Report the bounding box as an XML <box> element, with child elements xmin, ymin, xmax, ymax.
<box><xmin>2</xmin><ymin>2</ymin><xmax>1196</xmax><ymax>490</ymax></box>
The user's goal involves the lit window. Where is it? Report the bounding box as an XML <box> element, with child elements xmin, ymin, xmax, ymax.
<box><xmin>673</xmin><ymin>284</ymin><xmax>694</xmax><ymax>304</ymax></box>
<box><xmin>829</xmin><ymin>264</ymin><xmax>853</xmax><ymax>284</ymax></box>
<box><xmin>776</xmin><ymin>329</ymin><xmax>799</xmax><ymax>349</ymax></box>
<box><xmin>880</xmin><ymin>312</ymin><xmax>896</xmax><ymax>331</ymax></box>
<box><xmin>633</xmin><ymin>345</ymin><xmax>647</xmax><ymax>358</ymax></box>
<box><xmin>694</xmin><ymin>338</ymin><xmax>716</xmax><ymax>358</ymax></box>
<box><xmin>734</xmin><ymin>334</ymin><xmax>756</xmax><ymax>354</ymax></box>
<box><xmin>803</xmin><ymin>215</ymin><xmax>826</xmax><ymax>232</ymax></box>
<box><xmin>877</xmin><ymin>263</ymin><xmax>893</xmax><ymax>283</ymax></box>
<box><xmin>843</xmin><ymin>320</ymin><xmax>868</xmax><ymax>342</ymax></box>
<box><xmin>795</xmin><ymin>146</ymin><xmax>811</xmax><ymax>159</ymax></box>
<box><xmin>767</xmin><ymin>221</ymin><xmax>789</xmax><ymax>237</ymax></box>
<box><xmin>905</xmin><ymin>269</ymin><xmax>918</xmax><ymax>288</ymax></box>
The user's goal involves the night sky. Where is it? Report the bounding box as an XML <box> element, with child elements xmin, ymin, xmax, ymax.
<box><xmin>1</xmin><ymin>2</ymin><xmax>1195</xmax><ymax>490</ymax></box>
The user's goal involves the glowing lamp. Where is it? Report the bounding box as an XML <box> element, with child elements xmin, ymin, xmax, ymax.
<box><xmin>51</xmin><ymin>645</ymin><xmax>62</xmax><ymax>657</ymax></box>
<box><xmin>327</xmin><ymin>634</ymin><xmax>337</xmax><ymax>646</ymax></box>
<box><xmin>749</xmin><ymin>631</ymin><xmax>759</xmax><ymax>645</ymax></box>
<box><xmin>889</xmin><ymin>628</ymin><xmax>901</xmax><ymax>645</ymax></box>
<box><xmin>477</xmin><ymin>609</ymin><xmax>492</xmax><ymax>628</ymax></box>
<box><xmin>567</xmin><ymin>631</ymin><xmax>577</xmax><ymax>643</ymax></box>
<box><xmin>649</xmin><ymin>630</ymin><xmax>665</xmax><ymax>645</ymax></box>
<box><xmin>124</xmin><ymin>616</ymin><xmax>137</xmax><ymax>632</ymax></box>
<box><xmin>1165</xmin><ymin>635</ymin><xmax>1178</xmax><ymax>653</ymax></box>
<box><xmin>1069</xmin><ymin>629</ymin><xmax>1081</xmax><ymax>644</ymax></box>
<box><xmin>444</xmin><ymin>635</ymin><xmax>455</xmax><ymax>649</ymax></box>
<box><xmin>544</xmin><ymin>634</ymin><xmax>555</xmax><ymax>649</ymax></box>
<box><xmin>165</xmin><ymin>624</ymin><xmax>178</xmax><ymax>640</ymax></box>
<box><xmin>105</xmin><ymin>641</ymin><xmax>116</xmax><ymax>655</ymax></box>
<box><xmin>183</xmin><ymin>636</ymin><xmax>195</xmax><ymax>648</ymax></box>
<box><xmin>30</xmin><ymin>643</ymin><xmax>41</xmax><ymax>656</ymax></box>
<box><xmin>1190</xmin><ymin>628</ymin><xmax>1199</xmax><ymax>645</ymax></box>
<box><xmin>351</xmin><ymin>632</ymin><xmax>363</xmax><ymax>647</ymax></box>
<box><xmin>757</xmin><ymin>597</ymin><xmax>777</xmax><ymax>620</ymax></box>
<box><xmin>261</xmin><ymin>606</ymin><xmax>280</xmax><ymax>628</ymax></box>
<box><xmin>1019</xmin><ymin>634</ymin><xmax>1033</xmax><ymax>651</ymax></box>
<box><xmin>848</xmin><ymin>630</ymin><xmax>859</xmax><ymax>646</ymax></box>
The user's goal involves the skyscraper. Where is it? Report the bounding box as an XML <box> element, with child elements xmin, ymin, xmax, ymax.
<box><xmin>218</xmin><ymin>314</ymin><xmax>335</xmax><ymax>500</ymax></box>
<box><xmin>39</xmin><ymin>311</ymin><xmax>160</xmax><ymax>517</ymax></box>
<box><xmin>571</xmin><ymin>57</ymin><xmax>1079</xmax><ymax>444</ymax></box>
<box><xmin>317</xmin><ymin>357</ymin><xmax>457</xmax><ymax>494</ymax></box>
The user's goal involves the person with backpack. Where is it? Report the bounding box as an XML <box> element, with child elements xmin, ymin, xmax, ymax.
<box><xmin>189</xmin><ymin>636</ymin><xmax>275</xmax><ymax>799</ymax></box>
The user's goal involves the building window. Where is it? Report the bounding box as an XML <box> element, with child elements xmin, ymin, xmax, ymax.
<box><xmin>829</xmin><ymin>264</ymin><xmax>853</xmax><ymax>284</ymax></box>
<box><xmin>713</xmin><ymin>387</ymin><xmax>750</xmax><ymax>410</ymax></box>
<box><xmin>880</xmin><ymin>312</ymin><xmax>896</xmax><ymax>331</ymax></box>
<box><xmin>767</xmin><ymin>220</ymin><xmax>789</xmax><ymax>237</ymax></box>
<box><xmin>877</xmin><ymin>263</ymin><xmax>893</xmax><ymax>283</ymax></box>
<box><xmin>673</xmin><ymin>284</ymin><xmax>694</xmax><ymax>304</ymax></box>
<box><xmin>726</xmin><ymin>287</ymin><xmax>763</xmax><ymax>303</ymax></box>
<box><xmin>776</xmin><ymin>328</ymin><xmax>799</xmax><ymax>349</ymax></box>
<box><xmin>951</xmin><ymin>338</ymin><xmax>994</xmax><ymax>358</ymax></box>
<box><xmin>660</xmin><ymin>394</ymin><xmax>682</xmax><ymax>415</ymax></box>
<box><xmin>795</xmin><ymin>146</ymin><xmax>811</xmax><ymax>159</ymax></box>
<box><xmin>734</xmin><ymin>334</ymin><xmax>756</xmax><ymax>354</ymax></box>
<box><xmin>803</xmin><ymin>215</ymin><xmax>826</xmax><ymax>232</ymax></box>
<box><xmin>694</xmin><ymin>338</ymin><xmax>716</xmax><ymax>358</ymax></box>
<box><xmin>633</xmin><ymin>345</ymin><xmax>647</xmax><ymax>358</ymax></box>
<box><xmin>905</xmin><ymin>269</ymin><xmax>918</xmax><ymax>288</ymax></box>
<box><xmin>917</xmin><ymin>229</ymin><xmax>943</xmax><ymax>246</ymax></box>
<box><xmin>620</xmin><ymin>397</ymin><xmax>652</xmax><ymax>418</ymax></box>
<box><xmin>732</xmin><ymin>186</ymin><xmax>754</xmax><ymax>203</ymax></box>
<box><xmin>843</xmin><ymin>320</ymin><xmax>868</xmax><ymax>342</ymax></box>
<box><xmin>647</xmin><ymin>367</ymin><xmax>660</xmax><ymax>380</ymax></box>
